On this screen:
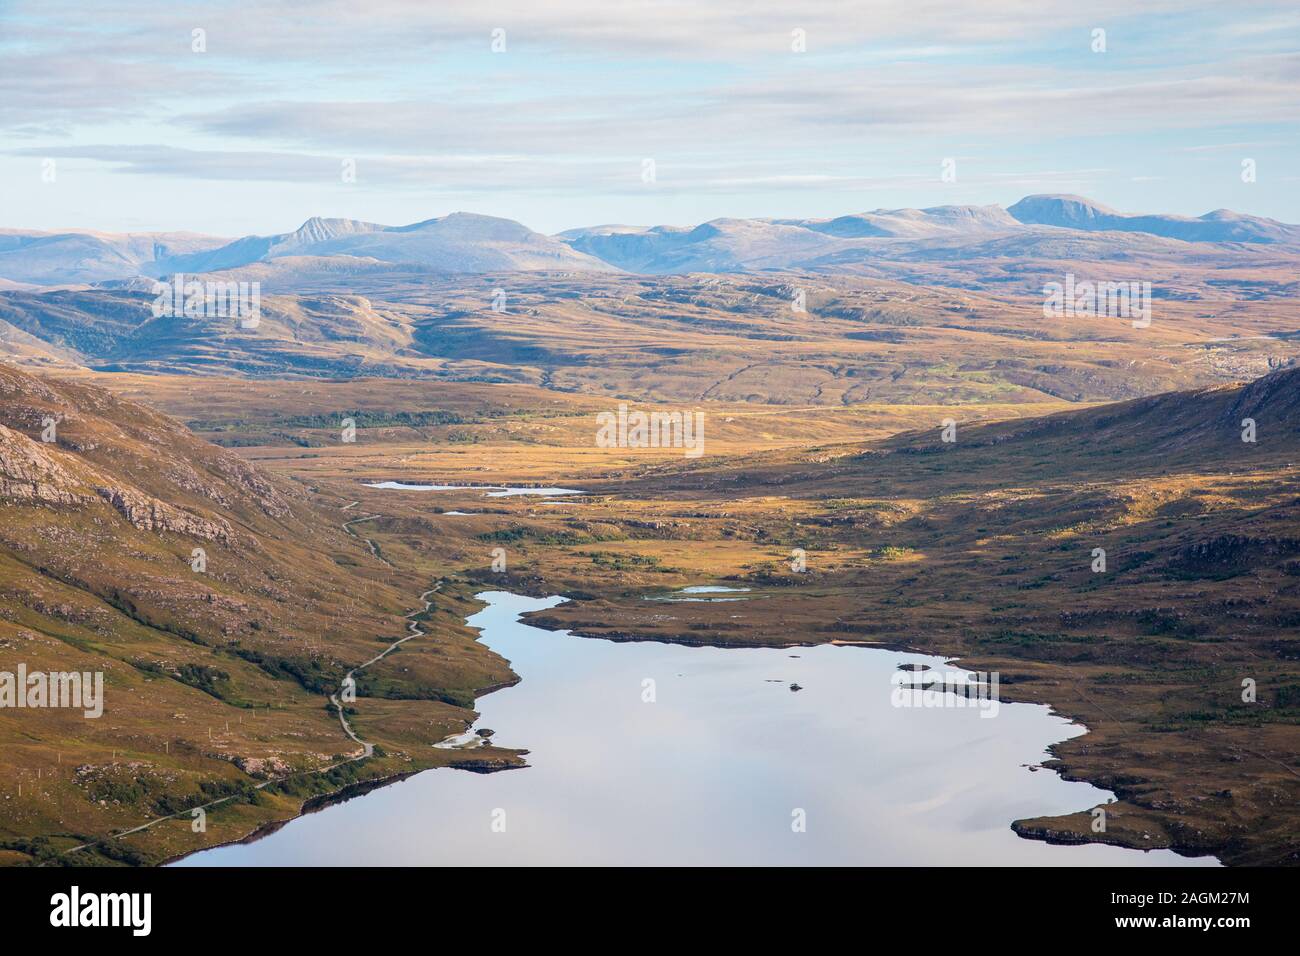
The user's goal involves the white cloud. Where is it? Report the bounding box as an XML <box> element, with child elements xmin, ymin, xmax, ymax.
<box><xmin>2</xmin><ymin>0</ymin><xmax>1298</xmax><ymax>227</ymax></box>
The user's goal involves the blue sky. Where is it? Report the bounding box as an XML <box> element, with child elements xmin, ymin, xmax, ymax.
<box><xmin>1</xmin><ymin>0</ymin><xmax>1297</xmax><ymax>237</ymax></box>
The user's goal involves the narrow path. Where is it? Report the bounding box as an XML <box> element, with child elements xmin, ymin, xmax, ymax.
<box><xmin>342</xmin><ymin>511</ymin><xmax>393</xmax><ymax>567</ymax></box>
<box><xmin>55</xmin><ymin>506</ymin><xmax>437</xmax><ymax>861</ymax></box>
<box><xmin>329</xmin><ymin>585</ymin><xmax>439</xmax><ymax>758</ymax></box>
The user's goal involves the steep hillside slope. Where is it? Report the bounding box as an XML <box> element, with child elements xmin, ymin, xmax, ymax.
<box><xmin>0</xmin><ymin>363</ymin><xmax>514</xmax><ymax>864</ymax></box>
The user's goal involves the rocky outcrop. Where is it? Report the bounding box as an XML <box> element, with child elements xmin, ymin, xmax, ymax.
<box><xmin>211</xmin><ymin>455</ymin><xmax>293</xmax><ymax>518</ymax></box>
<box><xmin>95</xmin><ymin>485</ymin><xmax>232</xmax><ymax>543</ymax></box>
<box><xmin>0</xmin><ymin>423</ymin><xmax>95</xmax><ymax>506</ymax></box>
<box><xmin>230</xmin><ymin>755</ymin><xmax>292</xmax><ymax>778</ymax></box>
<box><xmin>1</xmin><ymin>420</ymin><xmax>236</xmax><ymax>543</ymax></box>
<box><xmin>1164</xmin><ymin>534</ymin><xmax>1300</xmax><ymax>578</ymax></box>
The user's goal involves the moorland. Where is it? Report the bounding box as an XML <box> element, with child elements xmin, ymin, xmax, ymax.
<box><xmin>1</xmin><ymin>195</ymin><xmax>1297</xmax><ymax>865</ymax></box>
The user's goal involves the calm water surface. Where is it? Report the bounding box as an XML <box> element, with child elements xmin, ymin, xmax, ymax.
<box><xmin>179</xmin><ymin>591</ymin><xmax>1216</xmax><ymax>866</ymax></box>
<box><xmin>362</xmin><ymin>482</ymin><xmax>583</xmax><ymax>497</ymax></box>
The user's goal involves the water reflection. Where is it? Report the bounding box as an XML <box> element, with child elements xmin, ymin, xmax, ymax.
<box><xmin>178</xmin><ymin>591</ymin><xmax>1218</xmax><ymax>866</ymax></box>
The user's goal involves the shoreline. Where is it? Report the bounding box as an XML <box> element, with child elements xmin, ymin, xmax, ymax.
<box><xmin>161</xmin><ymin>750</ymin><xmax>525</xmax><ymax>866</ymax></box>
<box><xmin>518</xmin><ymin>601</ymin><xmax>1228</xmax><ymax>866</ymax></box>
<box><xmin>151</xmin><ymin>584</ymin><xmax>1225</xmax><ymax>867</ymax></box>
<box><xmin>182</xmin><ymin>587</ymin><xmax>1223</xmax><ymax>867</ymax></box>
<box><xmin>161</xmin><ymin>582</ymin><xmax>527</xmax><ymax>867</ymax></box>
<box><xmin>159</xmin><ymin>768</ymin><xmax>422</xmax><ymax>866</ymax></box>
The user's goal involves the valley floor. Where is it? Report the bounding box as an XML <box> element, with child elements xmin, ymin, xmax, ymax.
<box><xmin>2</xmin><ymin>368</ymin><xmax>1297</xmax><ymax>865</ymax></box>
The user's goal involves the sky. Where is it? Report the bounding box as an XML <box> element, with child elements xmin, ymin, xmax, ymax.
<box><xmin>1</xmin><ymin>0</ymin><xmax>1297</xmax><ymax>238</ymax></box>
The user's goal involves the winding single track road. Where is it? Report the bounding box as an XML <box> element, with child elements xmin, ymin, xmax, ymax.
<box><xmin>54</xmin><ymin>507</ymin><xmax>437</xmax><ymax>861</ymax></box>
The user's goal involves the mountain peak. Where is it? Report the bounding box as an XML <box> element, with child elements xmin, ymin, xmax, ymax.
<box><xmin>1007</xmin><ymin>194</ymin><xmax>1120</xmax><ymax>225</ymax></box>
<box><xmin>286</xmin><ymin>217</ymin><xmax>385</xmax><ymax>245</ymax></box>
<box><xmin>394</xmin><ymin>212</ymin><xmax>538</xmax><ymax>242</ymax></box>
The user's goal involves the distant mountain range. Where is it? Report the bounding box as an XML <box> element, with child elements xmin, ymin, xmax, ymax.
<box><xmin>1005</xmin><ymin>195</ymin><xmax>1300</xmax><ymax>243</ymax></box>
<box><xmin>2</xmin><ymin>195</ymin><xmax>1298</xmax><ymax>285</ymax></box>
<box><xmin>0</xmin><ymin>213</ymin><xmax>614</xmax><ymax>286</ymax></box>
<box><xmin>564</xmin><ymin>196</ymin><xmax>1300</xmax><ymax>274</ymax></box>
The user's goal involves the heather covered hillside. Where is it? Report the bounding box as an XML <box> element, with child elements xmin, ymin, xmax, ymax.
<box><xmin>0</xmin><ymin>363</ymin><xmax>518</xmax><ymax>864</ymax></box>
